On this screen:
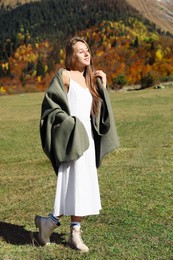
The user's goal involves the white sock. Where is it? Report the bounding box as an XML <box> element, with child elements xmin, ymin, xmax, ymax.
<box><xmin>50</xmin><ymin>214</ymin><xmax>60</xmax><ymax>226</ymax></box>
<box><xmin>70</xmin><ymin>222</ymin><xmax>80</xmax><ymax>228</ymax></box>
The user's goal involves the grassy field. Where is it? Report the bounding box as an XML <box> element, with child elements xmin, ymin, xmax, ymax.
<box><xmin>0</xmin><ymin>87</ymin><xmax>173</xmax><ymax>259</ymax></box>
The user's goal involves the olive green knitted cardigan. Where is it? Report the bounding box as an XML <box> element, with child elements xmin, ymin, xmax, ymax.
<box><xmin>40</xmin><ymin>68</ymin><xmax>119</xmax><ymax>174</ymax></box>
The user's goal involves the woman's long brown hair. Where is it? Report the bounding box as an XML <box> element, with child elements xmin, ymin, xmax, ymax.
<box><xmin>65</xmin><ymin>36</ymin><xmax>100</xmax><ymax>116</ymax></box>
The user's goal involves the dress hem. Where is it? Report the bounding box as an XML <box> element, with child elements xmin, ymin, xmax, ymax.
<box><xmin>53</xmin><ymin>209</ymin><xmax>102</xmax><ymax>217</ymax></box>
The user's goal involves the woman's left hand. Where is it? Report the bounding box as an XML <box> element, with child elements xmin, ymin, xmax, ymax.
<box><xmin>94</xmin><ymin>70</ymin><xmax>107</xmax><ymax>89</ymax></box>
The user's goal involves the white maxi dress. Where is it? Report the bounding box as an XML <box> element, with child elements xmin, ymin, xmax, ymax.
<box><xmin>53</xmin><ymin>75</ymin><xmax>102</xmax><ymax>217</ymax></box>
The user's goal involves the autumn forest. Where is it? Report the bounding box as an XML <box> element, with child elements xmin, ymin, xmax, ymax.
<box><xmin>0</xmin><ymin>0</ymin><xmax>173</xmax><ymax>94</ymax></box>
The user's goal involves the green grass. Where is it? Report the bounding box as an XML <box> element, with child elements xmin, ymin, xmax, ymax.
<box><xmin>0</xmin><ymin>87</ymin><xmax>173</xmax><ymax>259</ymax></box>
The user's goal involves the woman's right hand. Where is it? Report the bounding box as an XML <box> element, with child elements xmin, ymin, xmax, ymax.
<box><xmin>94</xmin><ymin>70</ymin><xmax>107</xmax><ymax>89</ymax></box>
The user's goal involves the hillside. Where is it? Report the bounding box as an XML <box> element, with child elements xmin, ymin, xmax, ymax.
<box><xmin>0</xmin><ymin>0</ymin><xmax>138</xmax><ymax>41</ymax></box>
<box><xmin>127</xmin><ymin>0</ymin><xmax>173</xmax><ymax>34</ymax></box>
<box><xmin>1</xmin><ymin>18</ymin><xmax>173</xmax><ymax>95</ymax></box>
<box><xmin>0</xmin><ymin>0</ymin><xmax>40</xmax><ymax>8</ymax></box>
<box><xmin>0</xmin><ymin>0</ymin><xmax>173</xmax><ymax>95</ymax></box>
<box><xmin>1</xmin><ymin>0</ymin><xmax>173</xmax><ymax>35</ymax></box>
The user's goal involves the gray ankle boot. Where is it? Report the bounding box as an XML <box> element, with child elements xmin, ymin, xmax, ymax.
<box><xmin>68</xmin><ymin>226</ymin><xmax>89</xmax><ymax>253</ymax></box>
<box><xmin>35</xmin><ymin>215</ymin><xmax>59</xmax><ymax>245</ymax></box>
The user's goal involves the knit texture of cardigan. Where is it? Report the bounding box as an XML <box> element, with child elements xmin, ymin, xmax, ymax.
<box><xmin>40</xmin><ymin>68</ymin><xmax>119</xmax><ymax>174</ymax></box>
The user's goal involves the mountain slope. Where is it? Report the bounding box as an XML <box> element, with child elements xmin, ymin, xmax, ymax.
<box><xmin>1</xmin><ymin>17</ymin><xmax>173</xmax><ymax>95</ymax></box>
<box><xmin>0</xmin><ymin>0</ymin><xmax>173</xmax><ymax>95</ymax></box>
<box><xmin>1</xmin><ymin>0</ymin><xmax>173</xmax><ymax>35</ymax></box>
<box><xmin>127</xmin><ymin>0</ymin><xmax>173</xmax><ymax>34</ymax></box>
<box><xmin>0</xmin><ymin>0</ymin><xmax>140</xmax><ymax>42</ymax></box>
<box><xmin>0</xmin><ymin>0</ymin><xmax>40</xmax><ymax>8</ymax></box>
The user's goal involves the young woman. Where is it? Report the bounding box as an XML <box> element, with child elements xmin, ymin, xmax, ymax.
<box><xmin>35</xmin><ymin>36</ymin><xmax>119</xmax><ymax>253</ymax></box>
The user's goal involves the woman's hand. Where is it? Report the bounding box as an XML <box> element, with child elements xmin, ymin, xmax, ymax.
<box><xmin>94</xmin><ymin>70</ymin><xmax>107</xmax><ymax>89</ymax></box>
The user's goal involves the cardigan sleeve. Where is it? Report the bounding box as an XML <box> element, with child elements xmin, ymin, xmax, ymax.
<box><xmin>40</xmin><ymin>73</ymin><xmax>89</xmax><ymax>174</ymax></box>
<box><xmin>91</xmin><ymin>78</ymin><xmax>119</xmax><ymax>168</ymax></box>
<box><xmin>91</xmin><ymin>78</ymin><xmax>111</xmax><ymax>135</ymax></box>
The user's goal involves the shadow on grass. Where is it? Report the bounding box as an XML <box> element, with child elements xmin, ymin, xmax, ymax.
<box><xmin>0</xmin><ymin>222</ymin><xmax>67</xmax><ymax>247</ymax></box>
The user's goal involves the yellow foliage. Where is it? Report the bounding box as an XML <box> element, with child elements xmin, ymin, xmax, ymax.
<box><xmin>59</xmin><ymin>49</ymin><xmax>64</xmax><ymax>58</ymax></box>
<box><xmin>32</xmin><ymin>70</ymin><xmax>36</xmax><ymax>76</ymax></box>
<box><xmin>2</xmin><ymin>63</ymin><xmax>9</xmax><ymax>70</ymax></box>
<box><xmin>150</xmin><ymin>34</ymin><xmax>159</xmax><ymax>41</ymax></box>
<box><xmin>103</xmin><ymin>35</ymin><xmax>106</xmax><ymax>41</ymax></box>
<box><xmin>23</xmin><ymin>56</ymin><xmax>27</xmax><ymax>62</ymax></box>
<box><xmin>35</xmin><ymin>43</ymin><xmax>39</xmax><ymax>48</ymax></box>
<box><xmin>30</xmin><ymin>53</ymin><xmax>38</xmax><ymax>62</ymax></box>
<box><xmin>45</xmin><ymin>65</ymin><xmax>48</xmax><ymax>72</ymax></box>
<box><xmin>102</xmin><ymin>27</ymin><xmax>106</xmax><ymax>33</ymax></box>
<box><xmin>37</xmin><ymin>76</ymin><xmax>42</xmax><ymax>82</ymax></box>
<box><xmin>164</xmin><ymin>47</ymin><xmax>171</xmax><ymax>55</ymax></box>
<box><xmin>18</xmin><ymin>33</ymin><xmax>24</xmax><ymax>41</ymax></box>
<box><xmin>0</xmin><ymin>86</ymin><xmax>6</xmax><ymax>93</ymax></box>
<box><xmin>25</xmin><ymin>74</ymin><xmax>31</xmax><ymax>80</ymax></box>
<box><xmin>86</xmin><ymin>32</ymin><xmax>89</xmax><ymax>38</ymax></box>
<box><xmin>156</xmin><ymin>49</ymin><xmax>163</xmax><ymax>60</ymax></box>
<box><xmin>44</xmin><ymin>41</ymin><xmax>49</xmax><ymax>48</ymax></box>
<box><xmin>27</xmin><ymin>44</ymin><xmax>32</xmax><ymax>51</ymax></box>
<box><xmin>96</xmin><ymin>51</ymin><xmax>104</xmax><ymax>57</ymax></box>
<box><xmin>18</xmin><ymin>45</ymin><xmax>27</xmax><ymax>55</ymax></box>
<box><xmin>107</xmin><ymin>43</ymin><xmax>111</xmax><ymax>49</ymax></box>
<box><xmin>14</xmin><ymin>52</ymin><xmax>20</xmax><ymax>59</ymax></box>
<box><xmin>109</xmin><ymin>21</ymin><xmax>114</xmax><ymax>29</ymax></box>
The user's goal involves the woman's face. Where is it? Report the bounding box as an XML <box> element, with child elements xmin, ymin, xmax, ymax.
<box><xmin>73</xmin><ymin>41</ymin><xmax>91</xmax><ymax>69</ymax></box>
